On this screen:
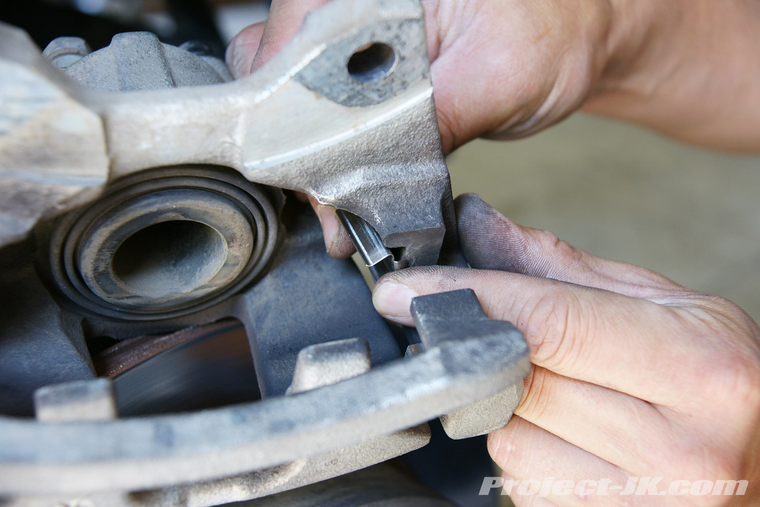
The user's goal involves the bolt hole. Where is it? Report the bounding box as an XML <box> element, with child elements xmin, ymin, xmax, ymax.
<box><xmin>112</xmin><ymin>221</ymin><xmax>226</xmax><ymax>298</ymax></box>
<box><xmin>347</xmin><ymin>42</ymin><xmax>396</xmax><ymax>82</ymax></box>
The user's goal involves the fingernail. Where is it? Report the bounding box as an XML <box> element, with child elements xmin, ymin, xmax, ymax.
<box><xmin>316</xmin><ymin>206</ymin><xmax>339</xmax><ymax>253</ymax></box>
<box><xmin>373</xmin><ymin>281</ymin><xmax>418</xmax><ymax>318</ymax></box>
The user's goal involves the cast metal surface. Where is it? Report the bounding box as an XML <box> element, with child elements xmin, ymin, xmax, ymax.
<box><xmin>242</xmin><ymin>463</ymin><xmax>457</xmax><ymax>507</ymax></box>
<box><xmin>0</xmin><ymin>0</ymin><xmax>453</xmax><ymax>267</ymax></box>
<box><xmin>34</xmin><ymin>378</ymin><xmax>118</xmax><ymax>423</ymax></box>
<box><xmin>0</xmin><ymin>287</ymin><xmax>529</xmax><ymax>493</ymax></box>
<box><xmin>411</xmin><ymin>289</ymin><xmax>527</xmax><ymax>439</ymax></box>
<box><xmin>287</xmin><ymin>337</ymin><xmax>373</xmax><ymax>394</ymax></box>
<box><xmin>0</xmin><ymin>0</ymin><xmax>530</xmax><ymax>504</ymax></box>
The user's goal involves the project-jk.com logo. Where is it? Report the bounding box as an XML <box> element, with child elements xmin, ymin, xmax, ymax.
<box><xmin>479</xmin><ymin>477</ymin><xmax>749</xmax><ymax>497</ymax></box>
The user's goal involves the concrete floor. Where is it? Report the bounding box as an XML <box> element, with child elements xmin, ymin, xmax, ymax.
<box><xmin>447</xmin><ymin>113</ymin><xmax>760</xmax><ymax>323</ymax></box>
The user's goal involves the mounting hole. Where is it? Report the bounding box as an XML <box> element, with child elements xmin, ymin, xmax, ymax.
<box><xmin>347</xmin><ymin>42</ymin><xmax>396</xmax><ymax>82</ymax></box>
<box><xmin>112</xmin><ymin>220</ymin><xmax>227</xmax><ymax>298</ymax></box>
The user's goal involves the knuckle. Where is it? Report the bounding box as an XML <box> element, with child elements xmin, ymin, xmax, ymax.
<box><xmin>722</xmin><ymin>344</ymin><xmax>760</xmax><ymax>394</ymax></box>
<box><xmin>714</xmin><ymin>354</ymin><xmax>760</xmax><ymax>425</ymax></box>
<box><xmin>694</xmin><ymin>458</ymin><xmax>745</xmax><ymax>507</ymax></box>
<box><xmin>680</xmin><ymin>299</ymin><xmax>760</xmax><ymax>416</ymax></box>
<box><xmin>538</xmin><ymin>229</ymin><xmax>583</xmax><ymax>263</ymax></box>
<box><xmin>519</xmin><ymin>290</ymin><xmax>590</xmax><ymax>372</ymax></box>
<box><xmin>663</xmin><ymin>439</ymin><xmax>745</xmax><ymax>502</ymax></box>
<box><xmin>514</xmin><ymin>367</ymin><xmax>553</xmax><ymax>422</ymax></box>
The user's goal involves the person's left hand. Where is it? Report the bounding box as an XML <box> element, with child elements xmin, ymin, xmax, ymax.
<box><xmin>225</xmin><ymin>0</ymin><xmax>618</xmax><ymax>259</ymax></box>
<box><xmin>372</xmin><ymin>193</ymin><xmax>760</xmax><ymax>505</ymax></box>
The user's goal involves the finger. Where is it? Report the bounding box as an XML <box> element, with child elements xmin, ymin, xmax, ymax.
<box><xmin>305</xmin><ymin>197</ymin><xmax>355</xmax><ymax>259</ymax></box>
<box><xmin>251</xmin><ymin>0</ymin><xmax>333</xmax><ymax>72</ymax></box>
<box><xmin>226</xmin><ymin>22</ymin><xmax>266</xmax><ymax>78</ymax></box>
<box><xmin>515</xmin><ymin>367</ymin><xmax>701</xmax><ymax>482</ymax></box>
<box><xmin>455</xmin><ymin>193</ymin><xmax>683</xmax><ymax>299</ymax></box>
<box><xmin>372</xmin><ymin>266</ymin><xmax>710</xmax><ymax>406</ymax></box>
<box><xmin>489</xmin><ymin>417</ymin><xmax>634</xmax><ymax>506</ymax></box>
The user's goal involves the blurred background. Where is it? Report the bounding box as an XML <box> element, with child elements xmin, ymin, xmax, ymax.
<box><xmin>447</xmin><ymin>115</ymin><xmax>760</xmax><ymax>323</ymax></box>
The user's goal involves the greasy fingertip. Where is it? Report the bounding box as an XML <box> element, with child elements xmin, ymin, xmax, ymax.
<box><xmin>454</xmin><ymin>194</ymin><xmax>683</xmax><ymax>296</ymax></box>
<box><xmin>312</xmin><ymin>204</ymin><xmax>355</xmax><ymax>259</ymax></box>
<box><xmin>327</xmin><ymin>225</ymin><xmax>356</xmax><ymax>259</ymax></box>
<box><xmin>454</xmin><ymin>193</ymin><xmax>539</xmax><ymax>274</ymax></box>
<box><xmin>372</xmin><ymin>266</ymin><xmax>484</xmax><ymax>325</ymax></box>
<box><xmin>314</xmin><ymin>205</ymin><xmax>338</xmax><ymax>247</ymax></box>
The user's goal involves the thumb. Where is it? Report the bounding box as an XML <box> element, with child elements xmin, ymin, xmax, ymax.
<box><xmin>225</xmin><ymin>0</ymin><xmax>331</xmax><ymax>77</ymax></box>
<box><xmin>251</xmin><ymin>0</ymin><xmax>332</xmax><ymax>72</ymax></box>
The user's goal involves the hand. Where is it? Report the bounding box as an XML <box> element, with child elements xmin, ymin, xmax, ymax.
<box><xmin>226</xmin><ymin>0</ymin><xmax>615</xmax><ymax>257</ymax></box>
<box><xmin>372</xmin><ymin>193</ymin><xmax>760</xmax><ymax>505</ymax></box>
